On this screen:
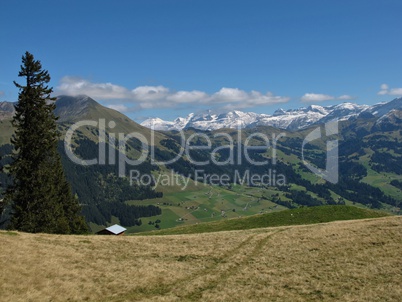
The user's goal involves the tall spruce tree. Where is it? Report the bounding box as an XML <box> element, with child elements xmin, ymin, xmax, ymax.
<box><xmin>6</xmin><ymin>51</ymin><xmax>87</xmax><ymax>234</ymax></box>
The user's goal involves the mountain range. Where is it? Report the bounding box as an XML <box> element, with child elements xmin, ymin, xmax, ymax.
<box><xmin>141</xmin><ymin>98</ymin><xmax>402</xmax><ymax>131</ymax></box>
<box><xmin>1</xmin><ymin>94</ymin><xmax>402</xmax><ymax>233</ymax></box>
<box><xmin>1</xmin><ymin>96</ymin><xmax>402</xmax><ymax>132</ymax></box>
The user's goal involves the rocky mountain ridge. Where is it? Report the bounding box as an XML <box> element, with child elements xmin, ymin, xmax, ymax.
<box><xmin>141</xmin><ymin>98</ymin><xmax>402</xmax><ymax>131</ymax></box>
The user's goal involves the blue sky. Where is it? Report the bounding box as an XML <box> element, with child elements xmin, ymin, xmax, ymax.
<box><xmin>1</xmin><ymin>0</ymin><xmax>402</xmax><ymax>122</ymax></box>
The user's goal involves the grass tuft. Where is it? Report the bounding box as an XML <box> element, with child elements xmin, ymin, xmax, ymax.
<box><xmin>0</xmin><ymin>231</ymin><xmax>19</xmax><ymax>236</ymax></box>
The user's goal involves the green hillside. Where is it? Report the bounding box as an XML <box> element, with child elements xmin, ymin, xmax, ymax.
<box><xmin>1</xmin><ymin>95</ymin><xmax>402</xmax><ymax>233</ymax></box>
<box><xmin>138</xmin><ymin>205</ymin><xmax>390</xmax><ymax>235</ymax></box>
<box><xmin>0</xmin><ymin>96</ymin><xmax>170</xmax><ymax>230</ymax></box>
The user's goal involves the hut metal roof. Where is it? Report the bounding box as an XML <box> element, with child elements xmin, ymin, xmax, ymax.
<box><xmin>105</xmin><ymin>224</ymin><xmax>127</xmax><ymax>235</ymax></box>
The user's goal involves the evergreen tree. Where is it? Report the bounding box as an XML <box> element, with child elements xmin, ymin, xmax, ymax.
<box><xmin>5</xmin><ymin>51</ymin><xmax>87</xmax><ymax>234</ymax></box>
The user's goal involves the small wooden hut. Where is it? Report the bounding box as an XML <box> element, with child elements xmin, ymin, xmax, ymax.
<box><xmin>96</xmin><ymin>224</ymin><xmax>127</xmax><ymax>236</ymax></box>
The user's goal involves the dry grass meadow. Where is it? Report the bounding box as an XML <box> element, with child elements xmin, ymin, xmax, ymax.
<box><xmin>1</xmin><ymin>216</ymin><xmax>401</xmax><ymax>302</ymax></box>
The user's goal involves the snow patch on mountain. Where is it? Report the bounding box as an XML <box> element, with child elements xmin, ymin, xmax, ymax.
<box><xmin>140</xmin><ymin>99</ymin><xmax>402</xmax><ymax>131</ymax></box>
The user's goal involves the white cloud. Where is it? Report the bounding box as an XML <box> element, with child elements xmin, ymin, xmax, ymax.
<box><xmin>390</xmin><ymin>88</ymin><xmax>402</xmax><ymax>95</ymax></box>
<box><xmin>301</xmin><ymin>93</ymin><xmax>335</xmax><ymax>102</ymax></box>
<box><xmin>166</xmin><ymin>90</ymin><xmax>208</xmax><ymax>103</ymax></box>
<box><xmin>380</xmin><ymin>83</ymin><xmax>389</xmax><ymax>90</ymax></box>
<box><xmin>0</xmin><ymin>91</ymin><xmax>4</xmax><ymax>97</ymax></box>
<box><xmin>57</xmin><ymin>77</ymin><xmax>129</xmax><ymax>99</ymax></box>
<box><xmin>210</xmin><ymin>88</ymin><xmax>249</xmax><ymax>102</ymax></box>
<box><xmin>209</xmin><ymin>88</ymin><xmax>289</xmax><ymax>106</ymax></box>
<box><xmin>56</xmin><ymin>77</ymin><xmax>290</xmax><ymax>111</ymax></box>
<box><xmin>301</xmin><ymin>93</ymin><xmax>356</xmax><ymax>103</ymax></box>
<box><xmin>378</xmin><ymin>83</ymin><xmax>402</xmax><ymax>96</ymax></box>
<box><xmin>338</xmin><ymin>95</ymin><xmax>356</xmax><ymax>100</ymax></box>
<box><xmin>132</xmin><ymin>86</ymin><xmax>170</xmax><ymax>101</ymax></box>
<box><xmin>107</xmin><ymin>104</ymin><xmax>129</xmax><ymax>112</ymax></box>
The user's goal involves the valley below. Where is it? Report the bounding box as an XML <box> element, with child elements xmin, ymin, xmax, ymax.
<box><xmin>2</xmin><ymin>95</ymin><xmax>402</xmax><ymax>233</ymax></box>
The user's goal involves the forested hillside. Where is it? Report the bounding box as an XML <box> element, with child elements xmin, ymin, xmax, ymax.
<box><xmin>1</xmin><ymin>96</ymin><xmax>402</xmax><ymax>232</ymax></box>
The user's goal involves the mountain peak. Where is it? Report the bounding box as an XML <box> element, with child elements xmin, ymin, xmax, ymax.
<box><xmin>306</xmin><ymin>104</ymin><xmax>327</xmax><ymax>114</ymax></box>
<box><xmin>56</xmin><ymin>94</ymin><xmax>96</xmax><ymax>106</ymax></box>
<box><xmin>140</xmin><ymin>98</ymin><xmax>402</xmax><ymax>131</ymax></box>
<box><xmin>273</xmin><ymin>108</ymin><xmax>287</xmax><ymax>116</ymax></box>
<box><xmin>368</xmin><ymin>97</ymin><xmax>402</xmax><ymax>117</ymax></box>
<box><xmin>55</xmin><ymin>95</ymin><xmax>98</xmax><ymax>122</ymax></box>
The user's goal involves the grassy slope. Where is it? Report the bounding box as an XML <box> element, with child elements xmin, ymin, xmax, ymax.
<box><xmin>1</xmin><ymin>216</ymin><xmax>401</xmax><ymax>302</ymax></box>
<box><xmin>77</xmin><ymin>102</ymin><xmax>167</xmax><ymax>146</ymax></box>
<box><xmin>138</xmin><ymin>205</ymin><xmax>390</xmax><ymax>235</ymax></box>
<box><xmin>125</xmin><ymin>184</ymin><xmax>288</xmax><ymax>233</ymax></box>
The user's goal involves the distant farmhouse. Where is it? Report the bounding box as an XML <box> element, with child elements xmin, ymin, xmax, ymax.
<box><xmin>96</xmin><ymin>224</ymin><xmax>127</xmax><ymax>236</ymax></box>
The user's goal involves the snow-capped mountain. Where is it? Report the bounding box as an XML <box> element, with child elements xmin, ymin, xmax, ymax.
<box><xmin>252</xmin><ymin>105</ymin><xmax>331</xmax><ymax>130</ymax></box>
<box><xmin>142</xmin><ymin>110</ymin><xmax>268</xmax><ymax>131</ymax></box>
<box><xmin>141</xmin><ymin>99</ymin><xmax>402</xmax><ymax>131</ymax></box>
<box><xmin>142</xmin><ymin>114</ymin><xmax>195</xmax><ymax>131</ymax></box>
<box><xmin>2</xmin><ymin>95</ymin><xmax>402</xmax><ymax>131</ymax></box>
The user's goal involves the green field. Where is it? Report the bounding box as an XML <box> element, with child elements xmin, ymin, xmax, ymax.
<box><xmin>138</xmin><ymin>205</ymin><xmax>390</xmax><ymax>235</ymax></box>
<box><xmin>125</xmin><ymin>183</ymin><xmax>289</xmax><ymax>233</ymax></box>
